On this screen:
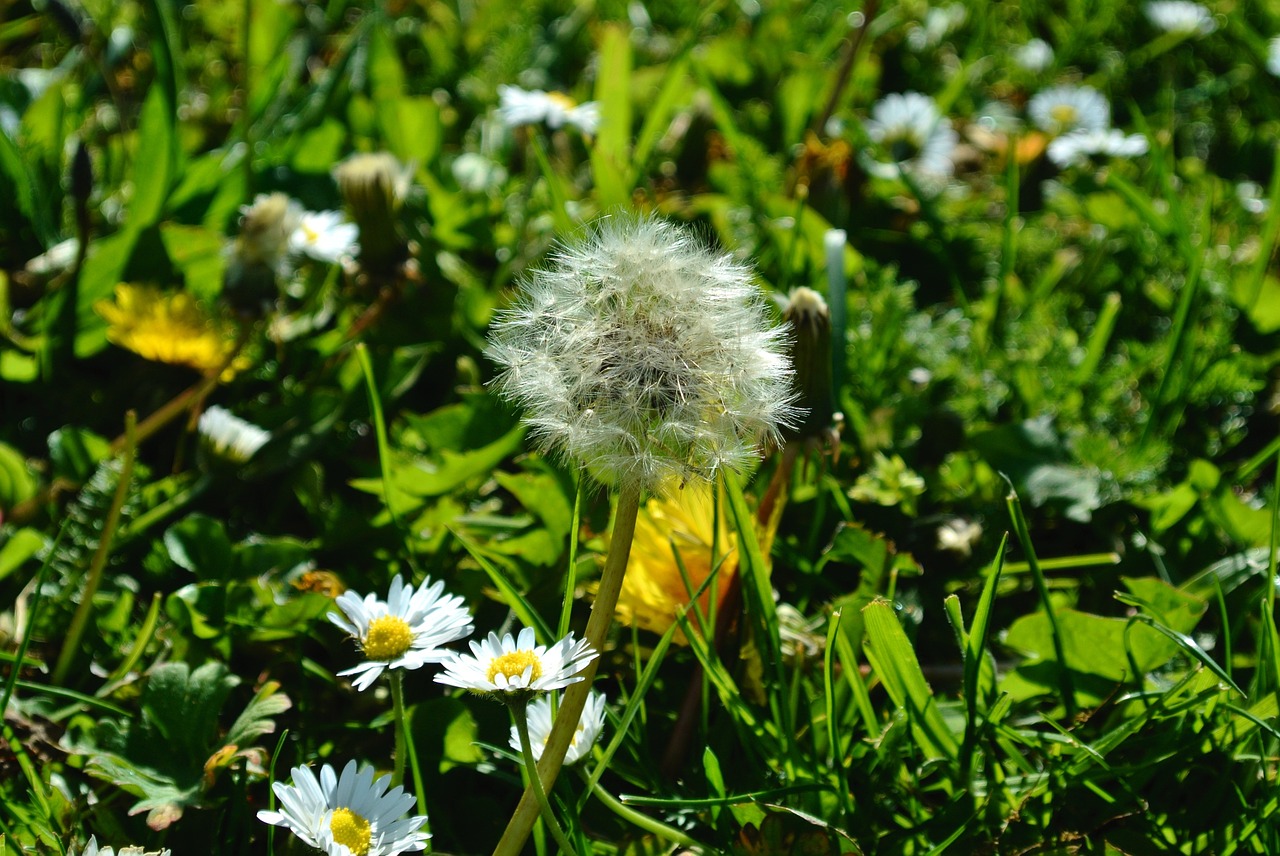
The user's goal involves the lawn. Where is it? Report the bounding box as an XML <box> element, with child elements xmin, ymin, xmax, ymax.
<box><xmin>2</xmin><ymin>0</ymin><xmax>1280</xmax><ymax>854</ymax></box>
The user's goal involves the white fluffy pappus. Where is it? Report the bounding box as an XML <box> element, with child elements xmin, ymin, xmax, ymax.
<box><xmin>485</xmin><ymin>216</ymin><xmax>799</xmax><ymax>493</ymax></box>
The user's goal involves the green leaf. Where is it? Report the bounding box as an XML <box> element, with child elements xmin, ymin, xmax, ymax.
<box><xmin>47</xmin><ymin>426</ymin><xmax>111</xmax><ymax>483</ymax></box>
<box><xmin>378</xmin><ymin>96</ymin><xmax>442</xmax><ymax>167</ymax></box>
<box><xmin>164</xmin><ymin>514</ymin><xmax>234</xmax><ymax>578</ymax></box>
<box><xmin>127</xmin><ymin>85</ymin><xmax>177</xmax><ymax>231</ymax></box>
<box><xmin>0</xmin><ymin>441</ymin><xmax>36</xmax><ymax>511</ymax></box>
<box><xmin>861</xmin><ymin>599</ymin><xmax>958</xmax><ymax>760</ymax></box>
<box><xmin>590</xmin><ymin>23</ymin><xmax>632</xmax><ymax>210</ymax></box>
<box><xmin>66</xmin><ymin>661</ymin><xmax>289</xmax><ymax>829</ymax></box>
<box><xmin>0</xmin><ymin>528</ymin><xmax>46</xmax><ymax>582</ymax></box>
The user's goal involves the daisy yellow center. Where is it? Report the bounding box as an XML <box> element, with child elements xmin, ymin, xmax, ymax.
<box><xmin>1049</xmin><ymin>104</ymin><xmax>1078</xmax><ymax>126</ymax></box>
<box><xmin>546</xmin><ymin>92</ymin><xmax>577</xmax><ymax>110</ymax></box>
<box><xmin>330</xmin><ymin>807</ymin><xmax>372</xmax><ymax>855</ymax></box>
<box><xmin>302</xmin><ymin>223</ymin><xmax>320</xmax><ymax>244</ymax></box>
<box><xmin>488</xmin><ymin>650</ymin><xmax>542</xmax><ymax>684</ymax></box>
<box><xmin>363</xmin><ymin>615</ymin><xmax>413</xmax><ymax>661</ymax></box>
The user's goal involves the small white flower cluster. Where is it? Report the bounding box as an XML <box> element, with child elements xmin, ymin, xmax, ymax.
<box><xmin>497</xmin><ymin>85</ymin><xmax>601</xmax><ymax>135</ymax></box>
<box><xmin>862</xmin><ymin>91</ymin><xmax>958</xmax><ymax>181</ymax></box>
<box><xmin>258</xmin><ymin>574</ymin><xmax>606</xmax><ymax>856</ymax></box>
<box><xmin>1143</xmin><ymin>1</ymin><xmax>1216</xmax><ymax>36</ymax></box>
<box><xmin>1028</xmin><ymin>85</ymin><xmax>1148</xmax><ymax>169</ymax></box>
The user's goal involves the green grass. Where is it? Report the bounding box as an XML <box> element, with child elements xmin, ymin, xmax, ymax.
<box><xmin>2</xmin><ymin>0</ymin><xmax>1279</xmax><ymax>853</ymax></box>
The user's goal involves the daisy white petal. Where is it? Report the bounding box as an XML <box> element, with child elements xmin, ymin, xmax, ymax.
<box><xmin>1046</xmin><ymin>128</ymin><xmax>1148</xmax><ymax>167</ymax></box>
<box><xmin>497</xmin><ymin>85</ymin><xmax>599</xmax><ymax>134</ymax></box>
<box><xmin>1028</xmin><ymin>85</ymin><xmax>1110</xmax><ymax>136</ymax></box>
<box><xmin>198</xmin><ymin>405</ymin><xmax>271</xmax><ymax>465</ymax></box>
<box><xmin>290</xmin><ymin>211</ymin><xmax>359</xmax><ymax>264</ymax></box>
<box><xmin>434</xmin><ymin>626</ymin><xmax>597</xmax><ymax>697</ymax></box>
<box><xmin>509</xmin><ymin>691</ymin><xmax>607</xmax><ymax>765</ymax></box>
<box><xmin>328</xmin><ymin>575</ymin><xmax>474</xmax><ymax>691</ymax></box>
<box><xmin>1014</xmin><ymin>38</ymin><xmax>1054</xmax><ymax>72</ymax></box>
<box><xmin>257</xmin><ymin>761</ymin><xmax>430</xmax><ymax>856</ymax></box>
<box><xmin>1143</xmin><ymin>1</ymin><xmax>1216</xmax><ymax>36</ymax></box>
<box><xmin>862</xmin><ymin>92</ymin><xmax>957</xmax><ymax>180</ymax></box>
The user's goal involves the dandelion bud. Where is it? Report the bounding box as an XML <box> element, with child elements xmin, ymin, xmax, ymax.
<box><xmin>486</xmin><ymin>215</ymin><xmax>800</xmax><ymax>494</ymax></box>
<box><xmin>781</xmin><ymin>287</ymin><xmax>836</xmax><ymax>444</ymax></box>
<box><xmin>224</xmin><ymin>192</ymin><xmax>299</xmax><ymax>316</ymax></box>
<box><xmin>332</xmin><ymin>151</ymin><xmax>412</xmax><ymax>276</ymax></box>
<box><xmin>71</xmin><ymin>140</ymin><xmax>93</xmax><ymax>208</ymax></box>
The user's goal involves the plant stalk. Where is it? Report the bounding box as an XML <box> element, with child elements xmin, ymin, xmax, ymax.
<box><xmin>53</xmin><ymin>411</ymin><xmax>138</xmax><ymax>685</ymax></box>
<box><xmin>390</xmin><ymin>670</ymin><xmax>408</xmax><ymax>789</ymax></box>
<box><xmin>511</xmin><ymin>697</ymin><xmax>578</xmax><ymax>856</ymax></box>
<box><xmin>492</xmin><ymin>480</ymin><xmax>643</xmax><ymax>856</ymax></box>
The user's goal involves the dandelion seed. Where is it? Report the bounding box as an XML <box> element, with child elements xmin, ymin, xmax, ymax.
<box><xmin>329</xmin><ymin>575</ymin><xmax>474</xmax><ymax>692</ymax></box>
<box><xmin>257</xmin><ymin>760</ymin><xmax>430</xmax><ymax>856</ymax></box>
<box><xmin>485</xmin><ymin>216</ymin><xmax>799</xmax><ymax>494</ymax></box>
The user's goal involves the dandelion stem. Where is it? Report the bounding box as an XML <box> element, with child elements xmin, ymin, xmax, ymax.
<box><xmin>492</xmin><ymin>480</ymin><xmax>643</xmax><ymax>856</ymax></box>
<box><xmin>390</xmin><ymin>670</ymin><xmax>408</xmax><ymax>789</ymax></box>
<box><xmin>510</xmin><ymin>697</ymin><xmax>579</xmax><ymax>856</ymax></box>
<box><xmin>53</xmin><ymin>411</ymin><xmax>137</xmax><ymax>685</ymax></box>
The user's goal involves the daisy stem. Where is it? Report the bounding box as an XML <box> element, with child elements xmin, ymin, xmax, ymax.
<box><xmin>492</xmin><ymin>480</ymin><xmax>643</xmax><ymax>856</ymax></box>
<box><xmin>390</xmin><ymin>670</ymin><xmax>408</xmax><ymax>789</ymax></box>
<box><xmin>511</xmin><ymin>697</ymin><xmax>579</xmax><ymax>856</ymax></box>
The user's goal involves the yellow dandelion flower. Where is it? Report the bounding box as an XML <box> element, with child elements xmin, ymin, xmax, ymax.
<box><xmin>96</xmin><ymin>284</ymin><xmax>249</xmax><ymax>380</ymax></box>
<box><xmin>612</xmin><ymin>480</ymin><xmax>741</xmax><ymax>645</ymax></box>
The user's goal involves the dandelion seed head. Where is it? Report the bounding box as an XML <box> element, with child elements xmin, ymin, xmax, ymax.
<box><xmin>485</xmin><ymin>216</ymin><xmax>799</xmax><ymax>493</ymax></box>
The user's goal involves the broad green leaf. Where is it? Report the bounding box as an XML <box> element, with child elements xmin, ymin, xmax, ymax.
<box><xmin>378</xmin><ymin>96</ymin><xmax>442</xmax><ymax>167</ymax></box>
<box><xmin>47</xmin><ymin>426</ymin><xmax>111</xmax><ymax>483</ymax></box>
<box><xmin>164</xmin><ymin>514</ymin><xmax>234</xmax><ymax>578</ymax></box>
<box><xmin>127</xmin><ymin>85</ymin><xmax>177</xmax><ymax>231</ymax></box>
<box><xmin>349</xmin><ymin>425</ymin><xmax>524</xmax><ymax>500</ymax></box>
<box><xmin>0</xmin><ymin>441</ymin><xmax>36</xmax><ymax>511</ymax></box>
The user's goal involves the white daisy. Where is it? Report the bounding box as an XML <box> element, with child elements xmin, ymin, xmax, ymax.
<box><xmin>434</xmin><ymin>625</ymin><xmax>596</xmax><ymax>697</ymax></box>
<box><xmin>75</xmin><ymin>836</ymin><xmax>171</xmax><ymax>856</ymax></box>
<box><xmin>863</xmin><ymin>91</ymin><xmax>957</xmax><ymax>179</ymax></box>
<box><xmin>290</xmin><ymin>211</ymin><xmax>359</xmax><ymax>264</ymax></box>
<box><xmin>257</xmin><ymin>760</ymin><xmax>429</xmax><ymax>856</ymax></box>
<box><xmin>329</xmin><ymin>575</ymin><xmax>474</xmax><ymax>692</ymax></box>
<box><xmin>234</xmin><ymin>192</ymin><xmax>303</xmax><ymax>274</ymax></box>
<box><xmin>1046</xmin><ymin>128</ymin><xmax>1149</xmax><ymax>167</ymax></box>
<box><xmin>936</xmin><ymin>518</ymin><xmax>984</xmax><ymax>558</ymax></box>
<box><xmin>1028</xmin><ymin>85</ymin><xmax>1110</xmax><ymax>136</ymax></box>
<box><xmin>198</xmin><ymin>405</ymin><xmax>271</xmax><ymax>464</ymax></box>
<box><xmin>1268</xmin><ymin>37</ymin><xmax>1280</xmax><ymax>77</ymax></box>
<box><xmin>509</xmin><ymin>691</ymin><xmax>606</xmax><ymax>765</ymax></box>
<box><xmin>1014</xmin><ymin>38</ymin><xmax>1055</xmax><ymax>73</ymax></box>
<box><xmin>497</xmin><ymin>85</ymin><xmax>600</xmax><ymax>135</ymax></box>
<box><xmin>906</xmin><ymin>4</ymin><xmax>966</xmax><ymax>51</ymax></box>
<box><xmin>1143</xmin><ymin>1</ymin><xmax>1216</xmax><ymax>36</ymax></box>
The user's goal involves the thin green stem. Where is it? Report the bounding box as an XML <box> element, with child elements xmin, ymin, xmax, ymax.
<box><xmin>580</xmin><ymin>771</ymin><xmax>708</xmax><ymax>851</ymax></box>
<box><xmin>492</xmin><ymin>480</ymin><xmax>643</xmax><ymax>856</ymax></box>
<box><xmin>390</xmin><ymin>670</ymin><xmax>408</xmax><ymax>789</ymax></box>
<box><xmin>511</xmin><ymin>698</ymin><xmax>579</xmax><ymax>856</ymax></box>
<box><xmin>53</xmin><ymin>411</ymin><xmax>138</xmax><ymax>685</ymax></box>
